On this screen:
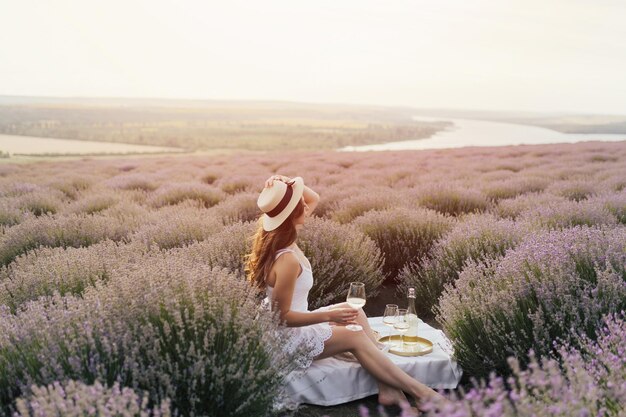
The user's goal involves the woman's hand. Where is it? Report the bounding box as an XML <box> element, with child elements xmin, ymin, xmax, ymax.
<box><xmin>326</xmin><ymin>307</ymin><xmax>359</xmax><ymax>326</ymax></box>
<box><xmin>264</xmin><ymin>174</ymin><xmax>292</xmax><ymax>188</ymax></box>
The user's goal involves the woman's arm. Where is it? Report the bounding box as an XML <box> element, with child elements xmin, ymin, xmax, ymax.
<box><xmin>302</xmin><ymin>184</ymin><xmax>320</xmax><ymax>216</ymax></box>
<box><xmin>272</xmin><ymin>253</ymin><xmax>358</xmax><ymax>327</ymax></box>
<box><xmin>272</xmin><ymin>254</ymin><xmax>330</xmax><ymax>326</ymax></box>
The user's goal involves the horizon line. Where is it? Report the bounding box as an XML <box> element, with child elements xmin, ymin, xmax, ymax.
<box><xmin>0</xmin><ymin>94</ymin><xmax>621</xmax><ymax>117</ymax></box>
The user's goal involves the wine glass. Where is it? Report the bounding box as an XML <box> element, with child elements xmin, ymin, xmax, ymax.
<box><xmin>345</xmin><ymin>282</ymin><xmax>366</xmax><ymax>331</ymax></box>
<box><xmin>393</xmin><ymin>308</ymin><xmax>410</xmax><ymax>351</ymax></box>
<box><xmin>382</xmin><ymin>304</ymin><xmax>398</xmax><ymax>346</ymax></box>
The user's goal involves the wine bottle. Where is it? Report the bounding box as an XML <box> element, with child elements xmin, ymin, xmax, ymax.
<box><xmin>404</xmin><ymin>287</ymin><xmax>419</xmax><ymax>345</ymax></box>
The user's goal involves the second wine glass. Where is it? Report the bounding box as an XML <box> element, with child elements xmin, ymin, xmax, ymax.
<box><xmin>345</xmin><ymin>282</ymin><xmax>366</xmax><ymax>331</ymax></box>
<box><xmin>393</xmin><ymin>308</ymin><xmax>410</xmax><ymax>351</ymax></box>
<box><xmin>382</xmin><ymin>304</ymin><xmax>398</xmax><ymax>346</ymax></box>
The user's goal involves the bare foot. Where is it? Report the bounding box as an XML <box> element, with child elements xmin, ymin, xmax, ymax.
<box><xmin>378</xmin><ymin>385</ymin><xmax>408</xmax><ymax>406</ymax></box>
<box><xmin>425</xmin><ymin>387</ymin><xmax>447</xmax><ymax>402</ymax></box>
<box><xmin>399</xmin><ymin>402</ymin><xmax>421</xmax><ymax>416</ymax></box>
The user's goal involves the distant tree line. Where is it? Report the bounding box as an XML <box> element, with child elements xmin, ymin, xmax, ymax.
<box><xmin>0</xmin><ymin>104</ymin><xmax>450</xmax><ymax>151</ymax></box>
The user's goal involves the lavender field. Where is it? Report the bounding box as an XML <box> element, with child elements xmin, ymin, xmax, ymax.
<box><xmin>0</xmin><ymin>140</ymin><xmax>625</xmax><ymax>417</ymax></box>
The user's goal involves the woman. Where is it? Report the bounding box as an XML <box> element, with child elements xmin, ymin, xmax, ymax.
<box><xmin>245</xmin><ymin>174</ymin><xmax>443</xmax><ymax>411</ymax></box>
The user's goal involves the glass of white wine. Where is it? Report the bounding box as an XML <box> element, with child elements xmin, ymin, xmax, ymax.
<box><xmin>393</xmin><ymin>308</ymin><xmax>410</xmax><ymax>351</ymax></box>
<box><xmin>382</xmin><ymin>304</ymin><xmax>398</xmax><ymax>346</ymax></box>
<box><xmin>346</xmin><ymin>282</ymin><xmax>366</xmax><ymax>331</ymax></box>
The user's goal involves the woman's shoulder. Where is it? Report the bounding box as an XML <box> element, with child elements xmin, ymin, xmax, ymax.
<box><xmin>275</xmin><ymin>247</ymin><xmax>296</xmax><ymax>258</ymax></box>
<box><xmin>273</xmin><ymin>250</ymin><xmax>301</xmax><ymax>274</ymax></box>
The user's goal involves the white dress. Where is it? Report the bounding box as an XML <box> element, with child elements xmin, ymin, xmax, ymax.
<box><xmin>262</xmin><ymin>248</ymin><xmax>334</xmax><ymax>370</ymax></box>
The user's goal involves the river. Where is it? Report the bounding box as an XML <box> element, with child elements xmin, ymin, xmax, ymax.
<box><xmin>0</xmin><ymin>134</ymin><xmax>184</xmax><ymax>155</ymax></box>
<box><xmin>340</xmin><ymin>116</ymin><xmax>626</xmax><ymax>151</ymax></box>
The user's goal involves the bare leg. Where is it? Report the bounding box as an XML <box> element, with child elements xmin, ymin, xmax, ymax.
<box><xmin>316</xmin><ymin>322</ymin><xmax>442</xmax><ymax>410</ymax></box>
<box><xmin>333</xmin><ymin>302</ymin><xmax>408</xmax><ymax>406</ymax></box>
<box><xmin>327</xmin><ymin>302</ymin><xmax>381</xmax><ymax>346</ymax></box>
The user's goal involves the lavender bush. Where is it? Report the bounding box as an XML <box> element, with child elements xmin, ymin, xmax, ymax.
<box><xmin>15</xmin><ymin>380</ymin><xmax>171</xmax><ymax>417</ymax></box>
<box><xmin>172</xmin><ymin>221</ymin><xmax>257</xmax><ymax>276</ymax></box>
<box><xmin>330</xmin><ymin>189</ymin><xmax>400</xmax><ymax>224</ymax></box>
<box><xmin>413</xmin><ymin>184</ymin><xmax>491</xmax><ymax>216</ymax></box>
<box><xmin>422</xmin><ymin>313</ymin><xmax>626</xmax><ymax>417</ymax></box>
<box><xmin>0</xmin><ymin>200</ymin><xmax>27</xmax><ymax>227</ymax></box>
<box><xmin>595</xmin><ymin>191</ymin><xmax>626</xmax><ymax>224</ymax></box>
<box><xmin>399</xmin><ymin>213</ymin><xmax>526</xmax><ymax>317</ymax></box>
<box><xmin>0</xmin><ymin>140</ymin><xmax>625</xmax><ymax>416</ymax></box>
<box><xmin>355</xmin><ymin>313</ymin><xmax>626</xmax><ymax>417</ymax></box>
<box><xmin>178</xmin><ymin>218</ymin><xmax>385</xmax><ymax>310</ymax></box>
<box><xmin>518</xmin><ymin>198</ymin><xmax>618</xmax><ymax>230</ymax></box>
<box><xmin>200</xmin><ymin>171</ymin><xmax>220</xmax><ymax>185</ymax></box>
<box><xmin>0</xmin><ymin>257</ymin><xmax>299</xmax><ymax>416</ymax></box>
<box><xmin>14</xmin><ymin>190</ymin><xmax>66</xmax><ymax>217</ymax></box>
<box><xmin>0</xmin><ymin>210</ymin><xmax>148</xmax><ymax>266</ymax></box>
<box><xmin>64</xmin><ymin>191</ymin><xmax>120</xmax><ymax>215</ymax></box>
<box><xmin>0</xmin><ymin>164</ymin><xmax>20</xmax><ymax>178</ymax></box>
<box><xmin>599</xmin><ymin>169</ymin><xmax>626</xmax><ymax>192</ymax></box>
<box><xmin>353</xmin><ymin>207</ymin><xmax>454</xmax><ymax>282</ymax></box>
<box><xmin>0</xmin><ymin>188</ymin><xmax>66</xmax><ymax>227</ymax></box>
<box><xmin>130</xmin><ymin>202</ymin><xmax>223</xmax><ymax>250</ymax></box>
<box><xmin>209</xmin><ymin>192</ymin><xmax>261</xmax><ymax>225</ymax></box>
<box><xmin>216</xmin><ymin>175</ymin><xmax>257</xmax><ymax>195</ymax></box>
<box><xmin>48</xmin><ymin>175</ymin><xmax>95</xmax><ymax>200</ymax></box>
<box><xmin>437</xmin><ymin>225</ymin><xmax>626</xmax><ymax>378</ymax></box>
<box><xmin>147</xmin><ymin>182</ymin><xmax>226</xmax><ymax>208</ymax></box>
<box><xmin>298</xmin><ymin>217</ymin><xmax>385</xmax><ymax>309</ymax></box>
<box><xmin>0</xmin><ymin>240</ymin><xmax>152</xmax><ymax>311</ymax></box>
<box><xmin>491</xmin><ymin>192</ymin><xmax>568</xmax><ymax>220</ymax></box>
<box><xmin>481</xmin><ymin>176</ymin><xmax>548</xmax><ymax>202</ymax></box>
<box><xmin>0</xmin><ymin>182</ymin><xmax>40</xmax><ymax>198</ymax></box>
<box><xmin>308</xmin><ymin>185</ymin><xmax>349</xmax><ymax>218</ymax></box>
<box><xmin>49</xmin><ymin>175</ymin><xmax>95</xmax><ymax>200</ymax></box>
<box><xmin>104</xmin><ymin>173</ymin><xmax>160</xmax><ymax>192</ymax></box>
<box><xmin>547</xmin><ymin>179</ymin><xmax>597</xmax><ymax>202</ymax></box>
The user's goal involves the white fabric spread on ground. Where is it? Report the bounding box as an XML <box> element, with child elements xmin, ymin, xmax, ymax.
<box><xmin>279</xmin><ymin>316</ymin><xmax>463</xmax><ymax>408</ymax></box>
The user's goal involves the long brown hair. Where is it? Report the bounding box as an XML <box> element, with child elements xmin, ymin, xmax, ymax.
<box><xmin>245</xmin><ymin>198</ymin><xmax>305</xmax><ymax>290</ymax></box>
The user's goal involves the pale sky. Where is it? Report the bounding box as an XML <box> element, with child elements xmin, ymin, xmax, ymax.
<box><xmin>1</xmin><ymin>0</ymin><xmax>625</xmax><ymax>114</ymax></box>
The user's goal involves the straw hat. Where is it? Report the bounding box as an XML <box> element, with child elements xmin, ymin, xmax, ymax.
<box><xmin>257</xmin><ymin>176</ymin><xmax>305</xmax><ymax>231</ymax></box>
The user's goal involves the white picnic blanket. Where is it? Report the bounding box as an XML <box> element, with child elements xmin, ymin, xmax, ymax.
<box><xmin>279</xmin><ymin>316</ymin><xmax>463</xmax><ymax>408</ymax></box>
